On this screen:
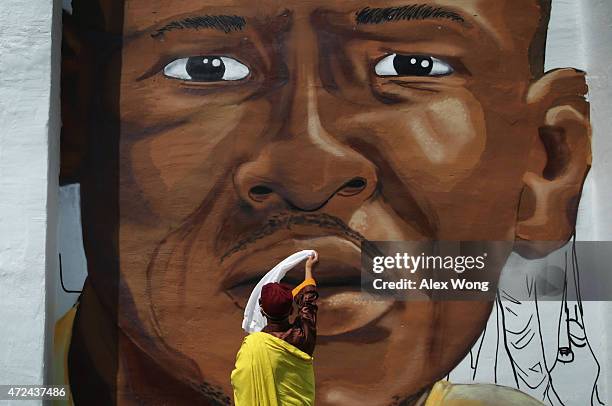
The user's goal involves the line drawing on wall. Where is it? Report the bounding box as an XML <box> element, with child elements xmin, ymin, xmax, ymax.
<box><xmin>451</xmin><ymin>238</ymin><xmax>605</xmax><ymax>406</ymax></box>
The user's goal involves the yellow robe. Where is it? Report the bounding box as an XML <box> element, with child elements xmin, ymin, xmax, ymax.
<box><xmin>231</xmin><ymin>332</ymin><xmax>315</xmax><ymax>406</ymax></box>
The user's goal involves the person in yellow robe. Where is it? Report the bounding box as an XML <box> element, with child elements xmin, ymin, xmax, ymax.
<box><xmin>231</xmin><ymin>252</ymin><xmax>319</xmax><ymax>405</ymax></box>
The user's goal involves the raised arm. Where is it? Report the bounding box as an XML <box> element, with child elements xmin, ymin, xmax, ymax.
<box><xmin>291</xmin><ymin>252</ymin><xmax>319</xmax><ymax>355</ymax></box>
<box><xmin>292</xmin><ymin>251</ymin><xmax>318</xmax><ymax>296</ymax></box>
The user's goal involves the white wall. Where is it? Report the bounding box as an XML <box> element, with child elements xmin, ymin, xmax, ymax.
<box><xmin>56</xmin><ymin>184</ymin><xmax>86</xmax><ymax>317</ymax></box>
<box><xmin>0</xmin><ymin>0</ymin><xmax>60</xmax><ymax>401</ymax></box>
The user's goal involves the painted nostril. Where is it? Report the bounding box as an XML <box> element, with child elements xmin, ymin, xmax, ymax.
<box><xmin>249</xmin><ymin>185</ymin><xmax>274</xmax><ymax>202</ymax></box>
<box><xmin>338</xmin><ymin>177</ymin><xmax>367</xmax><ymax>197</ymax></box>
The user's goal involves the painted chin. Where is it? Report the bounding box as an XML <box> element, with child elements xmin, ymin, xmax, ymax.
<box><xmin>223</xmin><ymin>236</ymin><xmax>396</xmax><ymax>339</ymax></box>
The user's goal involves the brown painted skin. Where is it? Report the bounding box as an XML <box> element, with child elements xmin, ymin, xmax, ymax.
<box><xmin>64</xmin><ymin>0</ymin><xmax>591</xmax><ymax>404</ymax></box>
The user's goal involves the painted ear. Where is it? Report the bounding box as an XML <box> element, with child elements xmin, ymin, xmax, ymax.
<box><xmin>516</xmin><ymin>69</ymin><xmax>591</xmax><ymax>255</ymax></box>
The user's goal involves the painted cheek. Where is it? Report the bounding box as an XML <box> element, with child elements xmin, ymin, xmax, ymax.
<box><xmin>384</xmin><ymin>95</ymin><xmax>486</xmax><ymax>191</ymax></box>
<box><xmin>420</xmin><ymin>97</ymin><xmax>485</xmax><ymax>164</ymax></box>
<box><xmin>124</xmin><ymin>105</ymin><xmax>249</xmax><ymax>220</ymax></box>
<box><xmin>120</xmin><ymin>78</ymin><xmax>224</xmax><ymax>125</ymax></box>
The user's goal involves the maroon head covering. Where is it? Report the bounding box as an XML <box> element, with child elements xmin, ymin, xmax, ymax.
<box><xmin>260</xmin><ymin>282</ymin><xmax>293</xmax><ymax>319</ymax></box>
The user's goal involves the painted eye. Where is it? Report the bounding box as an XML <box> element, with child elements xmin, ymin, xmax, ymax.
<box><xmin>374</xmin><ymin>54</ymin><xmax>453</xmax><ymax>77</ymax></box>
<box><xmin>163</xmin><ymin>56</ymin><xmax>250</xmax><ymax>82</ymax></box>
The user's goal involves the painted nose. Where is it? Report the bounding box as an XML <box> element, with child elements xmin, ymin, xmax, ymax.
<box><xmin>235</xmin><ymin>16</ymin><xmax>376</xmax><ymax>212</ymax></box>
<box><xmin>235</xmin><ymin>146</ymin><xmax>376</xmax><ymax>212</ymax></box>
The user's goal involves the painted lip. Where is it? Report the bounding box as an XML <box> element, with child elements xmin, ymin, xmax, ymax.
<box><xmin>222</xmin><ymin>234</ymin><xmax>395</xmax><ymax>338</ymax></box>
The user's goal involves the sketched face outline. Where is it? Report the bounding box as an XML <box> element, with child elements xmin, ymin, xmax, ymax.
<box><xmin>71</xmin><ymin>0</ymin><xmax>591</xmax><ymax>404</ymax></box>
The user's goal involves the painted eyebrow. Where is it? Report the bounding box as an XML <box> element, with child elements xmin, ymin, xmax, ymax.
<box><xmin>355</xmin><ymin>4</ymin><xmax>465</xmax><ymax>25</ymax></box>
<box><xmin>151</xmin><ymin>15</ymin><xmax>246</xmax><ymax>38</ymax></box>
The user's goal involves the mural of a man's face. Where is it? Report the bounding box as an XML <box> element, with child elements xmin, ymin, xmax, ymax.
<box><xmin>65</xmin><ymin>0</ymin><xmax>591</xmax><ymax>404</ymax></box>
